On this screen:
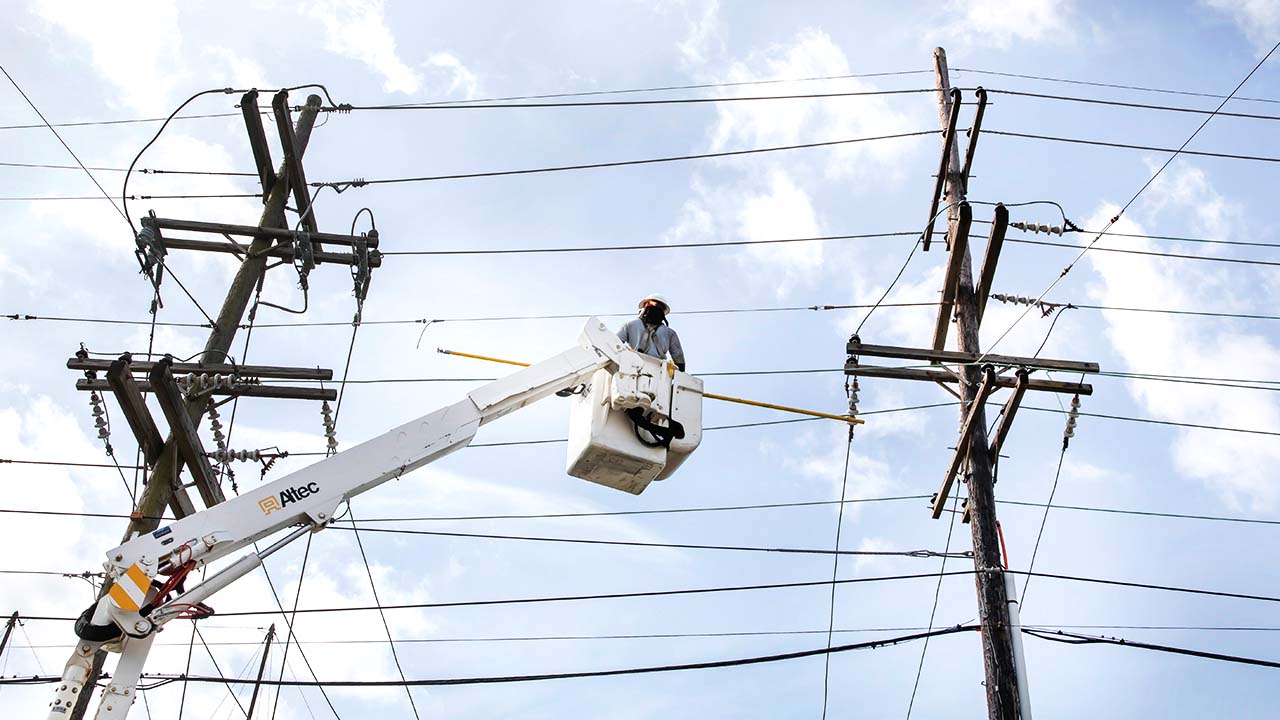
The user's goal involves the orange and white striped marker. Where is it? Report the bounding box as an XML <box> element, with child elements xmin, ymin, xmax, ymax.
<box><xmin>107</xmin><ymin>563</ymin><xmax>151</xmax><ymax>613</ymax></box>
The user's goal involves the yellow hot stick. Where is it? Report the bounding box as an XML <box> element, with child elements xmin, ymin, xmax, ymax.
<box><xmin>438</xmin><ymin>348</ymin><xmax>530</xmax><ymax>368</ymax></box>
<box><xmin>701</xmin><ymin>391</ymin><xmax>864</xmax><ymax>425</ymax></box>
<box><xmin>437</xmin><ymin>348</ymin><xmax>865</xmax><ymax>426</ymax></box>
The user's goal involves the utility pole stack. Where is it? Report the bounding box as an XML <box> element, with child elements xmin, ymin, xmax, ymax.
<box><xmin>844</xmin><ymin>48</ymin><xmax>1100</xmax><ymax>719</ymax></box>
<box><xmin>67</xmin><ymin>91</ymin><xmax>382</xmax><ymax>719</ymax></box>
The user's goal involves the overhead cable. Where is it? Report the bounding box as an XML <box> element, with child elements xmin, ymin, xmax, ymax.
<box><xmin>954</xmin><ymin>66</ymin><xmax>1280</xmax><ymax>106</ymax></box>
<box><xmin>19</xmin><ymin>623</ymin><xmax>1280</xmax><ymax>651</ymax></box>
<box><xmin>383</xmin><ymin>230</ymin><xmax>922</xmax><ymax>255</ymax></box>
<box><xmin>326</xmin><ymin>525</ymin><xmax>972</xmax><ymax>560</ymax></box>
<box><xmin>977</xmin><ymin>39</ymin><xmax>1280</xmax><ymax>363</ymax></box>
<box><xmin>0</xmin><ymin>63</ymin><xmax>128</xmax><ymax>226</ymax></box>
<box><xmin>0</xmin><ymin>70</ymin><xmax>936</xmax><ymax>131</ymax></box>
<box><xmin>348</xmin><ymin>88</ymin><xmax>937</xmax><ymax>111</ymax></box>
<box><xmin>1023</xmin><ymin>628</ymin><xmax>1280</xmax><ymax>670</ymax></box>
<box><xmin>987</xmin><ymin>88</ymin><xmax>1280</xmax><ymax>121</ymax></box>
<box><xmin>3</xmin><ymin>493</ymin><xmax>1276</xmax><ymax>528</ymax></box>
<box><xmin>0</xmin><ymin>625</ymin><xmax>978</xmax><ymax>688</ymax></box>
<box><xmin>17</xmin><ymin>570</ymin><xmax>980</xmax><ymax>621</ymax></box>
<box><xmin>311</xmin><ymin>130</ymin><xmax>936</xmax><ymax>189</ymax></box>
<box><xmin>14</xmin><ymin>566</ymin><xmax>1280</xmax><ymax>625</ymax></box>
<box><xmin>10</xmin><ymin>297</ymin><xmax>1280</xmax><ymax>331</ymax></box>
<box><xmin>988</xmin><ymin>128</ymin><xmax>1280</xmax><ymax>164</ymax></box>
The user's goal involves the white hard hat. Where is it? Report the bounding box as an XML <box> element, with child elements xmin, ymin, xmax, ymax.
<box><xmin>638</xmin><ymin>293</ymin><xmax>671</xmax><ymax>312</ymax></box>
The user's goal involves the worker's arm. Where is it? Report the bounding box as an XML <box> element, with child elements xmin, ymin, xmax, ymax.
<box><xmin>669</xmin><ymin>328</ymin><xmax>687</xmax><ymax>372</ymax></box>
<box><xmin>616</xmin><ymin>318</ymin><xmax>635</xmax><ymax>347</ymax></box>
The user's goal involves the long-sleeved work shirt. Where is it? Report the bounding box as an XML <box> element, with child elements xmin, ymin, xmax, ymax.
<box><xmin>617</xmin><ymin>318</ymin><xmax>685</xmax><ymax>368</ymax></box>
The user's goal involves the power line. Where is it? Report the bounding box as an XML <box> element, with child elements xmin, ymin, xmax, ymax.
<box><xmin>954</xmin><ymin>67</ymin><xmax>1280</xmax><ymax>106</ymax></box>
<box><xmin>3</xmin><ymin>491</ymin><xmax>1277</xmax><ymax>529</ymax></box>
<box><xmin>0</xmin><ymin>193</ymin><xmax>261</xmax><ymax>201</ymax></box>
<box><xmin>349</xmin><ymin>87</ymin><xmax>937</xmax><ymax>111</ymax></box>
<box><xmin>819</xmin><ymin>438</ymin><xmax>854</xmax><ymax>720</ymax></box>
<box><xmin>0</xmin><ymin>625</ymin><xmax>979</xmax><ymax>688</ymax></box>
<box><xmin>978</xmin><ymin>40</ymin><xmax>1280</xmax><ymax>363</ymax></box>
<box><xmin>0</xmin><ymin>63</ymin><xmax>128</xmax><ymax>225</ymax></box>
<box><xmin>10</xmin><ymin>295</ymin><xmax>1280</xmax><ymax>332</ymax></box>
<box><xmin>1021</xmin><ymin>443</ymin><xmax>1069</xmax><ymax>605</ymax></box>
<box><xmin>0</xmin><ymin>458</ymin><xmax>144</xmax><ymax>470</ymax></box>
<box><xmin>987</xmin><ymin>128</ymin><xmax>1280</xmax><ymax>164</ymax></box>
<box><xmin>17</xmin><ymin>570</ymin><xmax>982</xmax><ymax>621</ymax></box>
<box><xmin>383</xmin><ymin>230</ymin><xmax>923</xmax><ymax>255</ymax></box>
<box><xmin>1072</xmin><ymin>304</ymin><xmax>1280</xmax><ymax>322</ymax></box>
<box><xmin>1025</xmin><ymin>405</ymin><xmax>1280</xmax><ymax>438</ymax></box>
<box><xmin>1011</xmin><ymin>570</ymin><xmax>1280</xmax><ymax>604</ymax></box>
<box><xmin>0</xmin><ymin>161</ymin><xmax>257</xmax><ymax>176</ymax></box>
<box><xmin>907</xmin><ymin>493</ymin><xmax>962</xmax><ymax>718</ymax></box>
<box><xmin>987</xmin><ymin>88</ymin><xmax>1280</xmax><ymax>121</ymax></box>
<box><xmin>347</xmin><ymin>508</ymin><xmax>421</xmax><ymax>719</ymax></box>
<box><xmin>14</xmin><ymin>566</ymin><xmax>1280</xmax><ymax>625</ymax></box>
<box><xmin>1023</xmin><ymin>628</ymin><xmax>1280</xmax><ymax>670</ymax></box>
<box><xmin>19</xmin><ymin>623</ymin><xmax>1276</xmax><ymax>651</ymax></box>
<box><xmin>0</xmin><ymin>70</ymin><xmax>936</xmax><ymax>131</ymax></box>
<box><xmin>312</xmin><ymin>130</ymin><xmax>936</xmax><ymax>188</ymax></box>
<box><xmin>326</xmin><ymin>525</ymin><xmax>972</xmax><ymax>560</ymax></box>
<box><xmin>1007</xmin><ymin>236</ymin><xmax>1280</xmax><ymax>268</ymax></box>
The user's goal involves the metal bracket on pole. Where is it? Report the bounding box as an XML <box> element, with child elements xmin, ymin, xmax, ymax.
<box><xmin>975</xmin><ymin>204</ymin><xmax>1009</xmax><ymax>324</ymax></box>
<box><xmin>149</xmin><ymin>357</ymin><xmax>224</xmax><ymax>508</ymax></box>
<box><xmin>271</xmin><ymin>91</ymin><xmax>320</xmax><ymax>236</ymax></box>
<box><xmin>988</xmin><ymin>369</ymin><xmax>1029</xmax><ymax>460</ymax></box>
<box><xmin>105</xmin><ymin>357</ymin><xmax>165</xmax><ymax>466</ymax></box>
<box><xmin>922</xmin><ymin>88</ymin><xmax>962</xmax><ymax>253</ymax></box>
<box><xmin>959</xmin><ymin>87</ymin><xmax>987</xmax><ymax>192</ymax></box>
<box><xmin>240</xmin><ymin>90</ymin><xmax>276</xmax><ymax>201</ymax></box>
<box><xmin>932</xmin><ymin>365</ymin><xmax>997</xmax><ymax>519</ymax></box>
<box><xmin>964</xmin><ymin>368</ymin><xmax>1029</xmax><ymax>524</ymax></box>
<box><xmin>931</xmin><ymin>201</ymin><xmax>973</xmax><ymax>352</ymax></box>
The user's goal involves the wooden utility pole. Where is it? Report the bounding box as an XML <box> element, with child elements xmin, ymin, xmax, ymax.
<box><xmin>0</xmin><ymin>612</ymin><xmax>17</xmax><ymax>661</ymax></box>
<box><xmin>69</xmin><ymin>94</ymin><xmax>323</xmax><ymax>720</ymax></box>
<box><xmin>933</xmin><ymin>47</ymin><xmax>1021</xmax><ymax>719</ymax></box>
<box><xmin>246</xmin><ymin>624</ymin><xmax>276</xmax><ymax>718</ymax></box>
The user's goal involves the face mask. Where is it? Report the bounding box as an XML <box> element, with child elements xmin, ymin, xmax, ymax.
<box><xmin>641</xmin><ymin>306</ymin><xmax>665</xmax><ymax>324</ymax></box>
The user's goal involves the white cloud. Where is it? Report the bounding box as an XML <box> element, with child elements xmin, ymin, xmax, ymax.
<box><xmin>734</xmin><ymin>169</ymin><xmax>825</xmax><ymax>298</ymax></box>
<box><xmin>204</xmin><ymin>46</ymin><xmax>273</xmax><ymax>90</ymax></box>
<box><xmin>936</xmin><ymin>0</ymin><xmax>1073</xmax><ymax>50</ymax></box>
<box><xmin>677</xmin><ymin>0</ymin><xmax>724</xmax><ymax>67</ymax></box>
<box><xmin>31</xmin><ymin>0</ymin><xmax>186</xmax><ymax>113</ymax></box>
<box><xmin>1203</xmin><ymin>0</ymin><xmax>1280</xmax><ymax>51</ymax></box>
<box><xmin>709</xmin><ymin>28</ymin><xmax>918</xmax><ymax>180</ymax></box>
<box><xmin>852</xmin><ymin>536</ymin><xmax>897</xmax><ymax>572</ymax></box>
<box><xmin>1084</xmin><ymin>164</ymin><xmax>1280</xmax><ymax>510</ymax></box>
<box><xmin>309</xmin><ymin>0</ymin><xmax>422</xmax><ymax>94</ymax></box>
<box><xmin>423</xmin><ymin>51</ymin><xmax>482</xmax><ymax>99</ymax></box>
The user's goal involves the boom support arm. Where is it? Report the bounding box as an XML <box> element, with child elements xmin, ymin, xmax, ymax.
<box><xmin>50</xmin><ymin>318</ymin><xmax>627</xmax><ymax>719</ymax></box>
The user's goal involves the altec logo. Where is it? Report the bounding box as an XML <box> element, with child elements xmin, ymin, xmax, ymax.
<box><xmin>258</xmin><ymin>482</ymin><xmax>321</xmax><ymax>515</ymax></box>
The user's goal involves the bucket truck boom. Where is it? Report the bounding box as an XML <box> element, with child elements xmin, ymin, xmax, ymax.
<box><xmin>48</xmin><ymin>317</ymin><xmax>703</xmax><ymax>718</ymax></box>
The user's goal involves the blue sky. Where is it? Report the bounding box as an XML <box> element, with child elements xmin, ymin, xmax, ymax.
<box><xmin>2</xmin><ymin>1</ymin><xmax>1280</xmax><ymax>717</ymax></box>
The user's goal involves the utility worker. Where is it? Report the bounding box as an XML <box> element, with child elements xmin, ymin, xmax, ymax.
<box><xmin>617</xmin><ymin>293</ymin><xmax>686</xmax><ymax>371</ymax></box>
